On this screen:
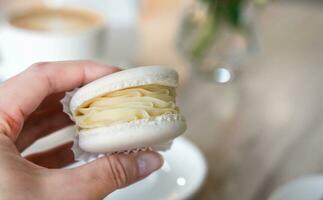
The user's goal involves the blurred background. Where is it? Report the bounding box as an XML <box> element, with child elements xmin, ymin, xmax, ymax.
<box><xmin>1</xmin><ymin>0</ymin><xmax>323</xmax><ymax>199</ymax></box>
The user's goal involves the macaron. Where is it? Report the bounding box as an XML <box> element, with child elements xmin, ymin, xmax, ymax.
<box><xmin>69</xmin><ymin>66</ymin><xmax>187</xmax><ymax>153</ymax></box>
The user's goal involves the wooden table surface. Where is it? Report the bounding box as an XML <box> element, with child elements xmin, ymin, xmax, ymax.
<box><xmin>139</xmin><ymin>1</ymin><xmax>323</xmax><ymax>199</ymax></box>
<box><xmin>9</xmin><ymin>0</ymin><xmax>323</xmax><ymax>199</ymax></box>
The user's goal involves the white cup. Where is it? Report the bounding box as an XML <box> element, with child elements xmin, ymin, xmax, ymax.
<box><xmin>0</xmin><ymin>7</ymin><xmax>106</xmax><ymax>80</ymax></box>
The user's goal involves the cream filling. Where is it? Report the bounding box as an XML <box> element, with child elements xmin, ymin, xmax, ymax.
<box><xmin>75</xmin><ymin>85</ymin><xmax>179</xmax><ymax>129</ymax></box>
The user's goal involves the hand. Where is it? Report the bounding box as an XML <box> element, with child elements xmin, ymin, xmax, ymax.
<box><xmin>0</xmin><ymin>61</ymin><xmax>163</xmax><ymax>200</ymax></box>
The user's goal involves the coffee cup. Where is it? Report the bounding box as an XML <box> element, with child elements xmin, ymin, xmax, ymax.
<box><xmin>0</xmin><ymin>7</ymin><xmax>106</xmax><ymax>80</ymax></box>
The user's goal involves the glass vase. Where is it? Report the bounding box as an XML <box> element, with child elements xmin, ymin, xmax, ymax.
<box><xmin>177</xmin><ymin>1</ymin><xmax>259</xmax><ymax>83</ymax></box>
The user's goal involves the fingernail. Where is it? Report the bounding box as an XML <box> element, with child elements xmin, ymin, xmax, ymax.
<box><xmin>137</xmin><ymin>152</ymin><xmax>163</xmax><ymax>177</ymax></box>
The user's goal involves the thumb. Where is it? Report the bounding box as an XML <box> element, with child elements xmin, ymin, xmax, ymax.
<box><xmin>62</xmin><ymin>151</ymin><xmax>163</xmax><ymax>200</ymax></box>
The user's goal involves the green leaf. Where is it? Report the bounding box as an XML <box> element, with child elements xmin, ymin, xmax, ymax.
<box><xmin>191</xmin><ymin>15</ymin><xmax>218</xmax><ymax>59</ymax></box>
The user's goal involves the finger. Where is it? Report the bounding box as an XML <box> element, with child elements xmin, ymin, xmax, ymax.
<box><xmin>29</xmin><ymin>93</ymin><xmax>65</xmax><ymax>117</ymax></box>
<box><xmin>54</xmin><ymin>151</ymin><xmax>163</xmax><ymax>200</ymax></box>
<box><xmin>15</xmin><ymin>112</ymin><xmax>72</xmax><ymax>152</ymax></box>
<box><xmin>16</xmin><ymin>93</ymin><xmax>72</xmax><ymax>151</ymax></box>
<box><xmin>16</xmin><ymin>94</ymin><xmax>67</xmax><ymax>151</ymax></box>
<box><xmin>15</xmin><ymin>92</ymin><xmax>72</xmax><ymax>152</ymax></box>
<box><xmin>0</xmin><ymin>61</ymin><xmax>119</xmax><ymax>140</ymax></box>
<box><xmin>25</xmin><ymin>142</ymin><xmax>74</xmax><ymax>169</ymax></box>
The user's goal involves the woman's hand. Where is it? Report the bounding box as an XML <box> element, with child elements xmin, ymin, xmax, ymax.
<box><xmin>0</xmin><ymin>61</ymin><xmax>163</xmax><ymax>200</ymax></box>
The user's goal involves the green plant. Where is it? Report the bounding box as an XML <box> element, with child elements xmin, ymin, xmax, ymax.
<box><xmin>191</xmin><ymin>0</ymin><xmax>266</xmax><ymax>59</ymax></box>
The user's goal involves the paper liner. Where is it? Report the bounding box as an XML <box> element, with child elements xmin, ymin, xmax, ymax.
<box><xmin>60</xmin><ymin>88</ymin><xmax>79</xmax><ymax>121</ymax></box>
<box><xmin>61</xmin><ymin>90</ymin><xmax>174</xmax><ymax>163</ymax></box>
<box><xmin>71</xmin><ymin>135</ymin><xmax>173</xmax><ymax>162</ymax></box>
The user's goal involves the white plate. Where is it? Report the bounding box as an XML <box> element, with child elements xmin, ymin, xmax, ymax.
<box><xmin>269</xmin><ymin>175</ymin><xmax>323</xmax><ymax>200</ymax></box>
<box><xmin>68</xmin><ymin>137</ymin><xmax>207</xmax><ymax>200</ymax></box>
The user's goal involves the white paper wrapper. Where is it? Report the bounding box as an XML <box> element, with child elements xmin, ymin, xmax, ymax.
<box><xmin>60</xmin><ymin>88</ymin><xmax>79</xmax><ymax>121</ymax></box>
<box><xmin>71</xmin><ymin>135</ymin><xmax>172</xmax><ymax>162</ymax></box>
<box><xmin>60</xmin><ymin>90</ymin><xmax>174</xmax><ymax>163</ymax></box>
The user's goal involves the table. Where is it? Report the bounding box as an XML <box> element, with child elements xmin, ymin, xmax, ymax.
<box><xmin>158</xmin><ymin>1</ymin><xmax>323</xmax><ymax>199</ymax></box>
<box><xmin>137</xmin><ymin>0</ymin><xmax>323</xmax><ymax>199</ymax></box>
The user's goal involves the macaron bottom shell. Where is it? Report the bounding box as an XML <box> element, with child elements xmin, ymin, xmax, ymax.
<box><xmin>78</xmin><ymin>114</ymin><xmax>186</xmax><ymax>153</ymax></box>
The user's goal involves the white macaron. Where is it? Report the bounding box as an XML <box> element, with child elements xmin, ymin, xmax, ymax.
<box><xmin>69</xmin><ymin>66</ymin><xmax>186</xmax><ymax>153</ymax></box>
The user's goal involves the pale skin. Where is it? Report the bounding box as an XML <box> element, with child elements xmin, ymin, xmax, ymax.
<box><xmin>0</xmin><ymin>61</ymin><xmax>163</xmax><ymax>200</ymax></box>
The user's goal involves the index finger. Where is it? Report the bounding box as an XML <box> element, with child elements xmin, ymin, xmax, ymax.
<box><xmin>0</xmin><ymin>61</ymin><xmax>119</xmax><ymax>139</ymax></box>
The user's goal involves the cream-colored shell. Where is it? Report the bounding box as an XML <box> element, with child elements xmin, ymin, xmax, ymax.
<box><xmin>69</xmin><ymin>66</ymin><xmax>179</xmax><ymax>115</ymax></box>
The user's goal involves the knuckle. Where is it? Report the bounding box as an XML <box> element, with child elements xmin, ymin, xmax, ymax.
<box><xmin>30</xmin><ymin>62</ymin><xmax>51</xmax><ymax>71</ymax></box>
<box><xmin>29</xmin><ymin>62</ymin><xmax>52</xmax><ymax>78</ymax></box>
<box><xmin>102</xmin><ymin>155</ymin><xmax>128</xmax><ymax>189</ymax></box>
<box><xmin>79</xmin><ymin>60</ymin><xmax>100</xmax><ymax>70</ymax></box>
<box><xmin>29</xmin><ymin>62</ymin><xmax>55</xmax><ymax>93</ymax></box>
<box><xmin>82</xmin><ymin>60</ymin><xmax>98</xmax><ymax>66</ymax></box>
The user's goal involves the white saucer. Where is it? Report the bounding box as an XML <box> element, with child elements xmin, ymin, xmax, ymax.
<box><xmin>68</xmin><ymin>137</ymin><xmax>207</xmax><ymax>200</ymax></box>
<box><xmin>269</xmin><ymin>175</ymin><xmax>323</xmax><ymax>200</ymax></box>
